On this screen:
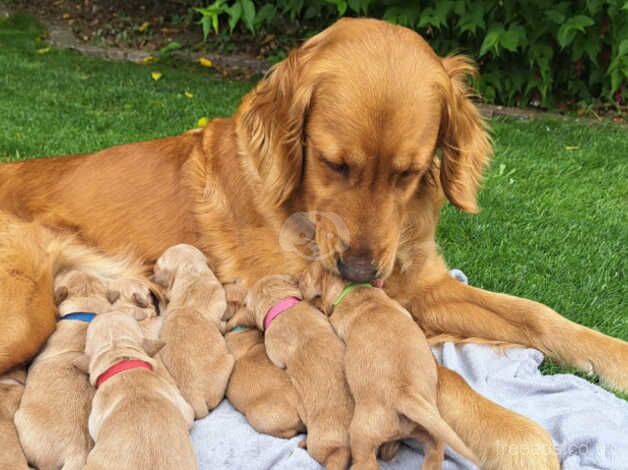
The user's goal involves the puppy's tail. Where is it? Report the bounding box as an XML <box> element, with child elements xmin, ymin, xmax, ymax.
<box><xmin>399</xmin><ymin>394</ymin><xmax>479</xmax><ymax>467</ymax></box>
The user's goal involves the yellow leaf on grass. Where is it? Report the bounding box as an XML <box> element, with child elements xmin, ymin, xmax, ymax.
<box><xmin>138</xmin><ymin>22</ymin><xmax>150</xmax><ymax>33</ymax></box>
<box><xmin>36</xmin><ymin>47</ymin><xmax>50</xmax><ymax>55</ymax></box>
<box><xmin>141</xmin><ymin>55</ymin><xmax>156</xmax><ymax>64</ymax></box>
<box><xmin>198</xmin><ymin>57</ymin><xmax>213</xmax><ymax>68</ymax></box>
<box><xmin>184</xmin><ymin>91</ymin><xmax>193</xmax><ymax>98</ymax></box>
<box><xmin>151</xmin><ymin>71</ymin><xmax>162</xmax><ymax>81</ymax></box>
<box><xmin>197</xmin><ymin>116</ymin><xmax>209</xmax><ymax>127</ymax></box>
<box><xmin>565</xmin><ymin>146</ymin><xmax>579</xmax><ymax>151</ymax></box>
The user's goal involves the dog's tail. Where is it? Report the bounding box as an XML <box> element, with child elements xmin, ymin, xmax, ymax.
<box><xmin>0</xmin><ymin>211</ymin><xmax>144</xmax><ymax>373</ymax></box>
<box><xmin>399</xmin><ymin>394</ymin><xmax>479</xmax><ymax>466</ymax></box>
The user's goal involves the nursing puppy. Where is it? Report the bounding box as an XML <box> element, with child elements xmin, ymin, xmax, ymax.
<box><xmin>0</xmin><ymin>368</ymin><xmax>28</xmax><ymax>470</ymax></box>
<box><xmin>106</xmin><ymin>277</ymin><xmax>159</xmax><ymax>321</ymax></box>
<box><xmin>228</xmin><ymin>274</ymin><xmax>353</xmax><ymax>470</ymax></box>
<box><xmin>153</xmin><ymin>244</ymin><xmax>234</xmax><ymax>418</ymax></box>
<box><xmin>80</xmin><ymin>312</ymin><xmax>196</xmax><ymax>470</ymax></box>
<box><xmin>15</xmin><ymin>270</ymin><xmax>113</xmax><ymax>470</ymax></box>
<box><xmin>300</xmin><ymin>264</ymin><xmax>478</xmax><ymax>470</ymax></box>
<box><xmin>225</xmin><ymin>325</ymin><xmax>305</xmax><ymax>438</ymax></box>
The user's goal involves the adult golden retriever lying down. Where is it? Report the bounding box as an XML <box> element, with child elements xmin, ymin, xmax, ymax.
<box><xmin>0</xmin><ymin>17</ymin><xmax>625</xmax><ymax>468</ymax></box>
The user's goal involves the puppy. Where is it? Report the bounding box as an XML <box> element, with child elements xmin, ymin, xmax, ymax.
<box><xmin>225</xmin><ymin>325</ymin><xmax>305</xmax><ymax>438</ymax></box>
<box><xmin>229</xmin><ymin>274</ymin><xmax>353</xmax><ymax>470</ymax></box>
<box><xmin>0</xmin><ymin>368</ymin><xmax>28</xmax><ymax>470</ymax></box>
<box><xmin>79</xmin><ymin>311</ymin><xmax>196</xmax><ymax>470</ymax></box>
<box><xmin>153</xmin><ymin>244</ymin><xmax>234</xmax><ymax>418</ymax></box>
<box><xmin>300</xmin><ymin>264</ymin><xmax>478</xmax><ymax>470</ymax></box>
<box><xmin>15</xmin><ymin>270</ymin><xmax>113</xmax><ymax>470</ymax></box>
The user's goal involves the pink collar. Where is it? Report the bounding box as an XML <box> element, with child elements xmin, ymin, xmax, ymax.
<box><xmin>95</xmin><ymin>359</ymin><xmax>153</xmax><ymax>388</ymax></box>
<box><xmin>264</xmin><ymin>296</ymin><xmax>301</xmax><ymax>330</ymax></box>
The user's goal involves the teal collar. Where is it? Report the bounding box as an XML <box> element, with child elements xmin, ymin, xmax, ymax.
<box><xmin>230</xmin><ymin>325</ymin><xmax>249</xmax><ymax>333</ymax></box>
<box><xmin>332</xmin><ymin>282</ymin><xmax>372</xmax><ymax>306</ymax></box>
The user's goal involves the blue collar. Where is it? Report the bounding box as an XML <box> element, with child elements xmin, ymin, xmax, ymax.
<box><xmin>59</xmin><ymin>312</ymin><xmax>96</xmax><ymax>323</ymax></box>
<box><xmin>230</xmin><ymin>326</ymin><xmax>249</xmax><ymax>333</ymax></box>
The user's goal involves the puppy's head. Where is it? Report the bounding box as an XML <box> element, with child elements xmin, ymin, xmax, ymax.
<box><xmin>152</xmin><ymin>243</ymin><xmax>209</xmax><ymax>291</ymax></box>
<box><xmin>299</xmin><ymin>262</ymin><xmax>345</xmax><ymax>315</ymax></box>
<box><xmin>106</xmin><ymin>278</ymin><xmax>161</xmax><ymax>321</ymax></box>
<box><xmin>237</xmin><ymin>18</ymin><xmax>490</xmax><ymax>283</ymax></box>
<box><xmin>246</xmin><ymin>274</ymin><xmax>302</xmax><ymax>330</ymax></box>
<box><xmin>79</xmin><ymin>312</ymin><xmax>164</xmax><ymax>385</ymax></box>
<box><xmin>54</xmin><ymin>270</ymin><xmax>111</xmax><ymax>316</ymax></box>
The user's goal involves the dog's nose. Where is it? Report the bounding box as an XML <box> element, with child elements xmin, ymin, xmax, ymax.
<box><xmin>337</xmin><ymin>257</ymin><xmax>378</xmax><ymax>283</ymax></box>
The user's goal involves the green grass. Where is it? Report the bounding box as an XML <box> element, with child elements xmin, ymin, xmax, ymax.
<box><xmin>1</xmin><ymin>14</ymin><xmax>626</xmax><ymax>396</ymax></box>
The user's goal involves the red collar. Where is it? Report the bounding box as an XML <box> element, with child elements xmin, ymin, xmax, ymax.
<box><xmin>95</xmin><ymin>359</ymin><xmax>153</xmax><ymax>388</ymax></box>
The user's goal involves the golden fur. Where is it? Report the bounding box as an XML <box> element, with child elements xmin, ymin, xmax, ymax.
<box><xmin>80</xmin><ymin>312</ymin><xmax>195</xmax><ymax>470</ymax></box>
<box><xmin>15</xmin><ymin>271</ymin><xmax>158</xmax><ymax>470</ymax></box>
<box><xmin>0</xmin><ymin>368</ymin><xmax>28</xmax><ymax>470</ymax></box>
<box><xmin>300</xmin><ymin>264</ymin><xmax>479</xmax><ymax>469</ymax></box>
<box><xmin>153</xmin><ymin>244</ymin><xmax>234</xmax><ymax>418</ymax></box>
<box><xmin>231</xmin><ymin>275</ymin><xmax>353</xmax><ymax>469</ymax></box>
<box><xmin>225</xmin><ymin>327</ymin><xmax>305</xmax><ymax>438</ymax></box>
<box><xmin>0</xmin><ymin>17</ymin><xmax>626</xmax><ymax>467</ymax></box>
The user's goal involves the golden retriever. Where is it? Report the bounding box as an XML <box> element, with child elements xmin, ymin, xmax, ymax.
<box><xmin>0</xmin><ymin>368</ymin><xmax>28</xmax><ymax>470</ymax></box>
<box><xmin>0</xmin><ymin>17</ymin><xmax>625</xmax><ymax>468</ymax></box>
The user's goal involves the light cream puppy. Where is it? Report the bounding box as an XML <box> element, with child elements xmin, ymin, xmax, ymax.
<box><xmin>106</xmin><ymin>277</ymin><xmax>160</xmax><ymax>321</ymax></box>
<box><xmin>228</xmin><ymin>274</ymin><xmax>353</xmax><ymax>470</ymax></box>
<box><xmin>15</xmin><ymin>271</ymin><xmax>112</xmax><ymax>470</ymax></box>
<box><xmin>153</xmin><ymin>244</ymin><xmax>234</xmax><ymax>418</ymax></box>
<box><xmin>225</xmin><ymin>324</ymin><xmax>305</xmax><ymax>438</ymax></box>
<box><xmin>0</xmin><ymin>368</ymin><xmax>28</xmax><ymax>470</ymax></box>
<box><xmin>80</xmin><ymin>311</ymin><xmax>196</xmax><ymax>470</ymax></box>
<box><xmin>300</xmin><ymin>264</ymin><xmax>479</xmax><ymax>470</ymax></box>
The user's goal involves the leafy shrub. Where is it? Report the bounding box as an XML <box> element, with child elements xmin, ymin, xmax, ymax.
<box><xmin>195</xmin><ymin>0</ymin><xmax>627</xmax><ymax>108</ymax></box>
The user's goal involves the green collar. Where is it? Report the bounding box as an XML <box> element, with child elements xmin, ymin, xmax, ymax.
<box><xmin>333</xmin><ymin>282</ymin><xmax>372</xmax><ymax>306</ymax></box>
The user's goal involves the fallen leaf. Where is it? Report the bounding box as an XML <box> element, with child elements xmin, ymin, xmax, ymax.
<box><xmin>197</xmin><ymin>116</ymin><xmax>209</xmax><ymax>127</ymax></box>
<box><xmin>141</xmin><ymin>55</ymin><xmax>156</xmax><ymax>64</ymax></box>
<box><xmin>198</xmin><ymin>57</ymin><xmax>213</xmax><ymax>68</ymax></box>
<box><xmin>62</xmin><ymin>13</ymin><xmax>71</xmax><ymax>19</ymax></box>
<box><xmin>36</xmin><ymin>47</ymin><xmax>50</xmax><ymax>55</ymax></box>
<box><xmin>151</xmin><ymin>71</ymin><xmax>162</xmax><ymax>81</ymax></box>
<box><xmin>498</xmin><ymin>163</ymin><xmax>506</xmax><ymax>176</ymax></box>
<box><xmin>138</xmin><ymin>21</ymin><xmax>150</xmax><ymax>32</ymax></box>
<box><xmin>565</xmin><ymin>146</ymin><xmax>579</xmax><ymax>151</ymax></box>
<box><xmin>184</xmin><ymin>91</ymin><xmax>193</xmax><ymax>98</ymax></box>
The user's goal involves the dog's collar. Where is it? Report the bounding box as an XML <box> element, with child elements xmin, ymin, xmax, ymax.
<box><xmin>59</xmin><ymin>312</ymin><xmax>97</xmax><ymax>323</ymax></box>
<box><xmin>333</xmin><ymin>282</ymin><xmax>373</xmax><ymax>306</ymax></box>
<box><xmin>264</xmin><ymin>297</ymin><xmax>301</xmax><ymax>330</ymax></box>
<box><xmin>95</xmin><ymin>359</ymin><xmax>153</xmax><ymax>388</ymax></box>
<box><xmin>230</xmin><ymin>326</ymin><xmax>249</xmax><ymax>333</ymax></box>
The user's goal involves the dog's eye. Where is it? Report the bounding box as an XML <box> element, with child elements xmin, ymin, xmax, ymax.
<box><xmin>323</xmin><ymin>158</ymin><xmax>350</xmax><ymax>177</ymax></box>
<box><xmin>399</xmin><ymin>170</ymin><xmax>419</xmax><ymax>181</ymax></box>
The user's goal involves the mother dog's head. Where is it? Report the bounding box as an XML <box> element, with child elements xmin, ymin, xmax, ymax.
<box><xmin>236</xmin><ymin>18</ymin><xmax>491</xmax><ymax>283</ymax></box>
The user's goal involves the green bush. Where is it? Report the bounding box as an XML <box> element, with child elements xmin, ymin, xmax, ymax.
<box><xmin>195</xmin><ymin>0</ymin><xmax>627</xmax><ymax>108</ymax></box>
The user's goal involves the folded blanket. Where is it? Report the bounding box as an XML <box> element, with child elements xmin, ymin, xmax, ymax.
<box><xmin>191</xmin><ymin>341</ymin><xmax>628</xmax><ymax>469</ymax></box>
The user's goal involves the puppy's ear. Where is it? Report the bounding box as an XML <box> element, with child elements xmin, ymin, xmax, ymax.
<box><xmin>142</xmin><ymin>338</ymin><xmax>166</xmax><ymax>357</ymax></box>
<box><xmin>236</xmin><ymin>33</ymin><xmax>327</xmax><ymax>207</ymax></box>
<box><xmin>72</xmin><ymin>354</ymin><xmax>90</xmax><ymax>374</ymax></box>
<box><xmin>298</xmin><ymin>262</ymin><xmax>324</xmax><ymax>301</ymax></box>
<box><xmin>54</xmin><ymin>286</ymin><xmax>68</xmax><ymax>305</ymax></box>
<box><xmin>106</xmin><ymin>290</ymin><xmax>120</xmax><ymax>304</ymax></box>
<box><xmin>438</xmin><ymin>55</ymin><xmax>492</xmax><ymax>214</ymax></box>
<box><xmin>132</xmin><ymin>292</ymin><xmax>149</xmax><ymax>308</ymax></box>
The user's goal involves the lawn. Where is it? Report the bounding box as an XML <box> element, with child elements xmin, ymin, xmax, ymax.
<box><xmin>1</xmin><ymin>14</ymin><xmax>626</xmax><ymax>396</ymax></box>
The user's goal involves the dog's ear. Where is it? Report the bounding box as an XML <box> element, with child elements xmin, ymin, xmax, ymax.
<box><xmin>54</xmin><ymin>286</ymin><xmax>68</xmax><ymax>305</ymax></box>
<box><xmin>438</xmin><ymin>55</ymin><xmax>492</xmax><ymax>214</ymax></box>
<box><xmin>72</xmin><ymin>354</ymin><xmax>90</xmax><ymax>374</ymax></box>
<box><xmin>132</xmin><ymin>292</ymin><xmax>149</xmax><ymax>308</ymax></box>
<box><xmin>142</xmin><ymin>338</ymin><xmax>166</xmax><ymax>357</ymax></box>
<box><xmin>106</xmin><ymin>290</ymin><xmax>120</xmax><ymax>304</ymax></box>
<box><xmin>236</xmin><ymin>34</ymin><xmax>326</xmax><ymax>207</ymax></box>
